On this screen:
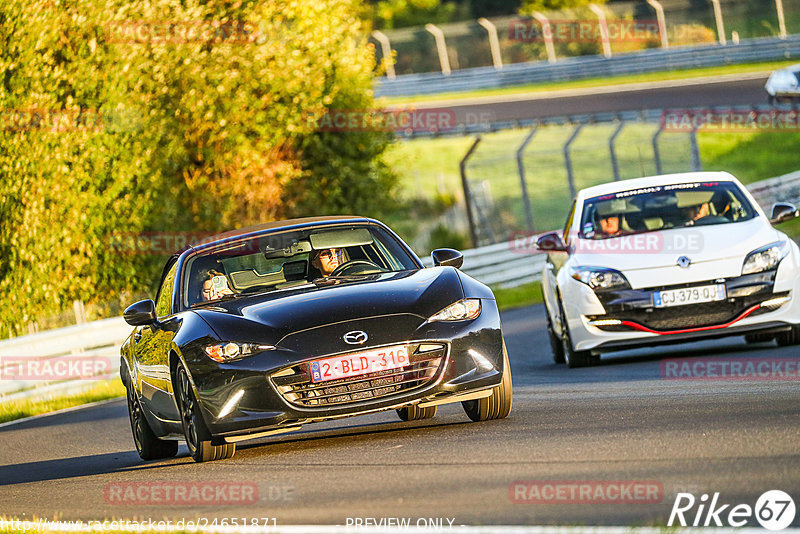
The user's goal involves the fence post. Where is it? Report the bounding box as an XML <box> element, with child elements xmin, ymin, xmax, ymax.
<box><xmin>73</xmin><ymin>300</ymin><xmax>86</xmax><ymax>324</ymax></box>
<box><xmin>460</xmin><ymin>136</ymin><xmax>482</xmax><ymax>247</ymax></box>
<box><xmin>564</xmin><ymin>123</ymin><xmax>585</xmax><ymax>199</ymax></box>
<box><xmin>710</xmin><ymin>0</ymin><xmax>726</xmax><ymax>45</ymax></box>
<box><xmin>371</xmin><ymin>30</ymin><xmax>396</xmax><ymax>79</ymax></box>
<box><xmin>646</xmin><ymin>0</ymin><xmax>669</xmax><ymax>49</ymax></box>
<box><xmin>477</xmin><ymin>18</ymin><xmax>503</xmax><ymax>70</ymax></box>
<box><xmin>589</xmin><ymin>4</ymin><xmax>612</xmax><ymax>58</ymax></box>
<box><xmin>609</xmin><ymin>120</ymin><xmax>626</xmax><ymax>181</ymax></box>
<box><xmin>532</xmin><ymin>12</ymin><xmax>557</xmax><ymax>63</ymax></box>
<box><xmin>652</xmin><ymin>126</ymin><xmax>663</xmax><ymax>175</ymax></box>
<box><xmin>776</xmin><ymin>0</ymin><xmax>787</xmax><ymax>39</ymax></box>
<box><xmin>516</xmin><ymin>125</ymin><xmax>539</xmax><ymax>231</ymax></box>
<box><xmin>425</xmin><ymin>23</ymin><xmax>452</xmax><ymax>76</ymax></box>
<box><xmin>690</xmin><ymin>127</ymin><xmax>702</xmax><ymax>171</ymax></box>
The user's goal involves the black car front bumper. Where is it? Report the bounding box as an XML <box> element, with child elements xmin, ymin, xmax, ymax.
<box><xmin>184</xmin><ymin>301</ymin><xmax>504</xmax><ymax>442</ymax></box>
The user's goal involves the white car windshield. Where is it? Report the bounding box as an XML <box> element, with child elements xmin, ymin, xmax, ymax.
<box><xmin>579</xmin><ymin>181</ymin><xmax>757</xmax><ymax>240</ymax></box>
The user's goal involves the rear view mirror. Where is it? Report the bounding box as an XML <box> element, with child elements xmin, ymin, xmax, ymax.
<box><xmin>770</xmin><ymin>203</ymin><xmax>799</xmax><ymax>225</ymax></box>
<box><xmin>431</xmin><ymin>248</ymin><xmax>464</xmax><ymax>269</ymax></box>
<box><xmin>536</xmin><ymin>232</ymin><xmax>569</xmax><ymax>252</ymax></box>
<box><xmin>310</xmin><ymin>228</ymin><xmax>373</xmax><ymax>249</ymax></box>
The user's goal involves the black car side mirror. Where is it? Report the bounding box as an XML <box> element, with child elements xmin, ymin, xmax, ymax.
<box><xmin>770</xmin><ymin>202</ymin><xmax>799</xmax><ymax>224</ymax></box>
<box><xmin>431</xmin><ymin>248</ymin><xmax>464</xmax><ymax>269</ymax></box>
<box><xmin>124</xmin><ymin>299</ymin><xmax>158</xmax><ymax>326</ymax></box>
<box><xmin>536</xmin><ymin>231</ymin><xmax>569</xmax><ymax>252</ymax></box>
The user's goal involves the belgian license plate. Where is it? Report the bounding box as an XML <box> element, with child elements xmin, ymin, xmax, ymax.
<box><xmin>653</xmin><ymin>284</ymin><xmax>726</xmax><ymax>308</ymax></box>
<box><xmin>310</xmin><ymin>345</ymin><xmax>410</xmax><ymax>383</ymax></box>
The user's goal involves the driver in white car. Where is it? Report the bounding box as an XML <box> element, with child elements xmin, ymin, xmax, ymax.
<box><xmin>311</xmin><ymin>248</ymin><xmax>344</xmax><ymax>276</ymax></box>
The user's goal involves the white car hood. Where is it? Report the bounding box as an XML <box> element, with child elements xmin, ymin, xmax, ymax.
<box><xmin>572</xmin><ymin>218</ymin><xmax>783</xmax><ymax>289</ymax></box>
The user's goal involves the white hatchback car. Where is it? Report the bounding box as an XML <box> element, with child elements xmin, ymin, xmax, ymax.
<box><xmin>765</xmin><ymin>64</ymin><xmax>800</xmax><ymax>104</ymax></box>
<box><xmin>537</xmin><ymin>172</ymin><xmax>800</xmax><ymax>367</ymax></box>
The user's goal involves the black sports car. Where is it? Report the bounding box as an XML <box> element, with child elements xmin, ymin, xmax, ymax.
<box><xmin>121</xmin><ymin>216</ymin><xmax>512</xmax><ymax>462</ymax></box>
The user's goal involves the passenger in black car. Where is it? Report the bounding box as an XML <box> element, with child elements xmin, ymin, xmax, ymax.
<box><xmin>199</xmin><ymin>269</ymin><xmax>234</xmax><ymax>301</ymax></box>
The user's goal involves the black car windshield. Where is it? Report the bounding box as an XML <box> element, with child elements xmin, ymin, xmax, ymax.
<box><xmin>579</xmin><ymin>181</ymin><xmax>757</xmax><ymax>240</ymax></box>
<box><xmin>184</xmin><ymin>225</ymin><xmax>418</xmax><ymax>307</ymax></box>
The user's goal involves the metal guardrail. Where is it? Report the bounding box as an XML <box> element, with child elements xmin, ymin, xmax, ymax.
<box><xmin>375</xmin><ymin>35</ymin><xmax>800</xmax><ymax>97</ymax></box>
<box><xmin>3</xmin><ymin>170</ymin><xmax>799</xmax><ymax>403</ymax></box>
<box><xmin>0</xmin><ymin>317</ymin><xmax>126</xmax><ymax>402</ymax></box>
<box><xmin>422</xmin><ymin>240</ymin><xmax>546</xmax><ymax>287</ymax></box>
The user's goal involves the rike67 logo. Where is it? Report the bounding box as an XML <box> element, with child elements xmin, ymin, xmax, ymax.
<box><xmin>669</xmin><ymin>490</ymin><xmax>796</xmax><ymax>530</ymax></box>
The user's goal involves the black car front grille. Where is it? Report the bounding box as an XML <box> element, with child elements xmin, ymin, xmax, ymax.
<box><xmin>269</xmin><ymin>343</ymin><xmax>446</xmax><ymax>408</ymax></box>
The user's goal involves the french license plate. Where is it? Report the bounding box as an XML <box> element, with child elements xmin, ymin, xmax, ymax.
<box><xmin>653</xmin><ymin>284</ymin><xmax>726</xmax><ymax>308</ymax></box>
<box><xmin>310</xmin><ymin>345</ymin><xmax>410</xmax><ymax>383</ymax></box>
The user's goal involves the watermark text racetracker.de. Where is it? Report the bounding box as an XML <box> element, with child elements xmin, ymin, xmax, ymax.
<box><xmin>509</xmin><ymin>230</ymin><xmax>704</xmax><ymax>255</ymax></box>
<box><xmin>303</xmin><ymin>108</ymin><xmax>460</xmax><ymax>134</ymax></box>
<box><xmin>508</xmin><ymin>19</ymin><xmax>661</xmax><ymax>43</ymax></box>
<box><xmin>0</xmin><ymin>355</ymin><xmax>116</xmax><ymax>381</ymax></box>
<box><xmin>661</xmin><ymin>109</ymin><xmax>800</xmax><ymax>133</ymax></box>
<box><xmin>510</xmin><ymin>480</ymin><xmax>663</xmax><ymax>504</ymax></box>
<box><xmin>104</xmin><ymin>481</ymin><xmax>295</xmax><ymax>506</ymax></box>
<box><xmin>104</xmin><ymin>20</ymin><xmax>258</xmax><ymax>44</ymax></box>
<box><xmin>661</xmin><ymin>357</ymin><xmax>800</xmax><ymax>381</ymax></box>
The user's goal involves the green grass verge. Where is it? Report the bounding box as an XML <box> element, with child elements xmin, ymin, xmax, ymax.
<box><xmin>379</xmin><ymin>60</ymin><xmax>796</xmax><ymax>106</ymax></box>
<box><xmin>0</xmin><ymin>378</ymin><xmax>125</xmax><ymax>424</ymax></box>
<box><xmin>493</xmin><ymin>280</ymin><xmax>544</xmax><ymax>312</ymax></box>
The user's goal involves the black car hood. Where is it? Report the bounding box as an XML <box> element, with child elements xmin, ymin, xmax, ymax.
<box><xmin>191</xmin><ymin>267</ymin><xmax>464</xmax><ymax>345</ymax></box>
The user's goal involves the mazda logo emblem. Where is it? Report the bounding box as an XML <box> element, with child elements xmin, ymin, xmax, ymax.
<box><xmin>677</xmin><ymin>256</ymin><xmax>691</xmax><ymax>269</ymax></box>
<box><xmin>343</xmin><ymin>330</ymin><xmax>368</xmax><ymax>345</ymax></box>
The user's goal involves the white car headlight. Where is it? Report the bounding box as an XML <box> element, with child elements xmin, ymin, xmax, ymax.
<box><xmin>427</xmin><ymin>299</ymin><xmax>482</xmax><ymax>322</ymax></box>
<box><xmin>570</xmin><ymin>266</ymin><xmax>631</xmax><ymax>291</ymax></box>
<box><xmin>742</xmin><ymin>241</ymin><xmax>790</xmax><ymax>275</ymax></box>
<box><xmin>204</xmin><ymin>342</ymin><xmax>275</xmax><ymax>363</ymax></box>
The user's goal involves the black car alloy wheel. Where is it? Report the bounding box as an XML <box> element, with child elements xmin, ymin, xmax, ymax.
<box><xmin>177</xmin><ymin>365</ymin><xmax>236</xmax><ymax>462</ymax></box>
<box><xmin>126</xmin><ymin>375</ymin><xmax>177</xmax><ymax>460</ymax></box>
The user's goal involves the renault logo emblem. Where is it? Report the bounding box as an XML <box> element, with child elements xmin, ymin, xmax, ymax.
<box><xmin>343</xmin><ymin>330</ymin><xmax>368</xmax><ymax>345</ymax></box>
<box><xmin>677</xmin><ymin>256</ymin><xmax>691</xmax><ymax>269</ymax></box>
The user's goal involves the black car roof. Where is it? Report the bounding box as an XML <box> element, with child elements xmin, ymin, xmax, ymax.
<box><xmin>186</xmin><ymin>215</ymin><xmax>372</xmax><ymax>253</ymax></box>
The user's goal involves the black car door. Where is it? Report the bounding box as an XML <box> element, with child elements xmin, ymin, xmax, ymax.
<box><xmin>134</xmin><ymin>259</ymin><xmax>181</xmax><ymax>422</ymax></box>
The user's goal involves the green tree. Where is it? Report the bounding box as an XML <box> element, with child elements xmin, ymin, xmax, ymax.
<box><xmin>0</xmin><ymin>0</ymin><xmax>397</xmax><ymax>338</ymax></box>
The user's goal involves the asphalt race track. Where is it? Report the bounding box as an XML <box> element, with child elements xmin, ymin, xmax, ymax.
<box><xmin>2</xmin><ymin>303</ymin><xmax>799</xmax><ymax>528</ymax></box>
<box><xmin>413</xmin><ymin>75</ymin><xmax>771</xmax><ymax>125</ymax></box>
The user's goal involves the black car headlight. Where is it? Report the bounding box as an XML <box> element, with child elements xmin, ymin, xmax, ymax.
<box><xmin>204</xmin><ymin>342</ymin><xmax>275</xmax><ymax>363</ymax></box>
<box><xmin>570</xmin><ymin>266</ymin><xmax>631</xmax><ymax>291</ymax></box>
<box><xmin>426</xmin><ymin>299</ymin><xmax>482</xmax><ymax>323</ymax></box>
<box><xmin>742</xmin><ymin>241</ymin><xmax>790</xmax><ymax>275</ymax></box>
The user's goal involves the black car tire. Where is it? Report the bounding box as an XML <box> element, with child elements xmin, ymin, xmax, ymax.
<box><xmin>396</xmin><ymin>405</ymin><xmax>437</xmax><ymax>421</ymax></box>
<box><xmin>546</xmin><ymin>308</ymin><xmax>566</xmax><ymax>364</ymax></box>
<box><xmin>562</xmin><ymin>322</ymin><xmax>596</xmax><ymax>368</ymax></box>
<box><xmin>462</xmin><ymin>342</ymin><xmax>512</xmax><ymax>422</ymax></box>
<box><xmin>744</xmin><ymin>333</ymin><xmax>775</xmax><ymax>344</ymax></box>
<box><xmin>126</xmin><ymin>376</ymin><xmax>178</xmax><ymax>461</ymax></box>
<box><xmin>776</xmin><ymin>325</ymin><xmax>800</xmax><ymax>346</ymax></box>
<box><xmin>176</xmin><ymin>365</ymin><xmax>236</xmax><ymax>463</ymax></box>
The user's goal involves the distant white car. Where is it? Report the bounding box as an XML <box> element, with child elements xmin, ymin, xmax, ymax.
<box><xmin>765</xmin><ymin>64</ymin><xmax>800</xmax><ymax>104</ymax></box>
<box><xmin>537</xmin><ymin>172</ymin><xmax>800</xmax><ymax>368</ymax></box>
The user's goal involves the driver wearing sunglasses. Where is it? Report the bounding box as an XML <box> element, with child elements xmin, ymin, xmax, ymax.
<box><xmin>311</xmin><ymin>248</ymin><xmax>343</xmax><ymax>276</ymax></box>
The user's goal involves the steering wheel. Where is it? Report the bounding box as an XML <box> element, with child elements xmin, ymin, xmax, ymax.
<box><xmin>330</xmin><ymin>260</ymin><xmax>383</xmax><ymax>276</ymax></box>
